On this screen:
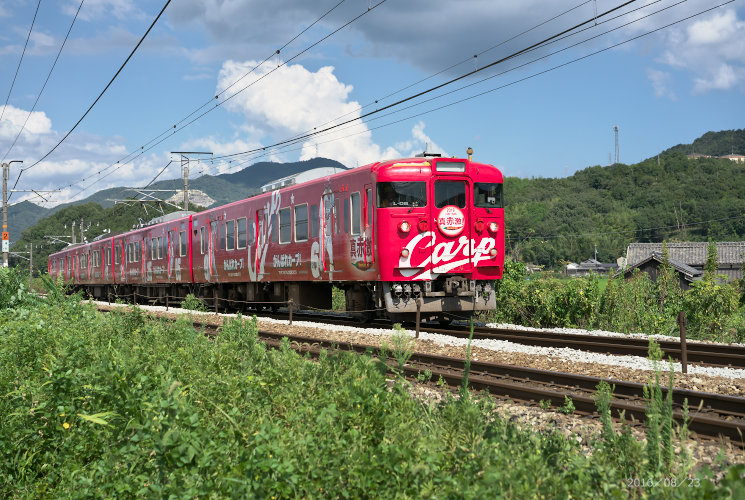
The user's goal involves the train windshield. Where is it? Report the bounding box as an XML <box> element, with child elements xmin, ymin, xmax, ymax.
<box><xmin>377</xmin><ymin>182</ymin><xmax>426</xmax><ymax>208</ymax></box>
<box><xmin>474</xmin><ymin>183</ymin><xmax>503</xmax><ymax>208</ymax></box>
<box><xmin>435</xmin><ymin>181</ymin><xmax>466</xmax><ymax>208</ymax></box>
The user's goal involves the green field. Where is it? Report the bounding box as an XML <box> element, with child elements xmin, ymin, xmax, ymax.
<box><xmin>1</xmin><ymin>268</ymin><xmax>744</xmax><ymax>499</ymax></box>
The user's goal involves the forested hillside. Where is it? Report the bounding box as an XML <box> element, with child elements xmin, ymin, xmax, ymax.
<box><xmin>506</xmin><ymin>152</ymin><xmax>745</xmax><ymax>267</ymax></box>
<box><xmin>9</xmin><ymin>201</ymin><xmax>196</xmax><ymax>271</ymax></box>
<box><xmin>664</xmin><ymin>128</ymin><xmax>745</xmax><ymax>157</ymax></box>
<box><xmin>13</xmin><ymin>130</ymin><xmax>745</xmax><ymax>272</ymax></box>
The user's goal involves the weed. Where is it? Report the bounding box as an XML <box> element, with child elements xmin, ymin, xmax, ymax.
<box><xmin>181</xmin><ymin>293</ymin><xmax>207</xmax><ymax>312</ymax></box>
<box><xmin>559</xmin><ymin>396</ymin><xmax>575</xmax><ymax>414</ymax></box>
<box><xmin>539</xmin><ymin>399</ymin><xmax>551</xmax><ymax>410</ymax></box>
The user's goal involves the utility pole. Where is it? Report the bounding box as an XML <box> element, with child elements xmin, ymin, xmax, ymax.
<box><xmin>2</xmin><ymin>161</ymin><xmax>23</xmax><ymax>267</ymax></box>
<box><xmin>2</xmin><ymin>163</ymin><xmax>7</xmax><ymax>267</ymax></box>
<box><xmin>29</xmin><ymin>243</ymin><xmax>32</xmax><ymax>290</ymax></box>
<box><xmin>171</xmin><ymin>151</ymin><xmax>212</xmax><ymax>211</ymax></box>
<box><xmin>613</xmin><ymin>125</ymin><xmax>619</xmax><ymax>164</ymax></box>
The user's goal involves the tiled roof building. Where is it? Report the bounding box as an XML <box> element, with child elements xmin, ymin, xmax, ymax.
<box><xmin>624</xmin><ymin>242</ymin><xmax>745</xmax><ymax>283</ymax></box>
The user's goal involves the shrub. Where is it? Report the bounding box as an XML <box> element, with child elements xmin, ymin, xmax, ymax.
<box><xmin>181</xmin><ymin>293</ymin><xmax>207</xmax><ymax>312</ymax></box>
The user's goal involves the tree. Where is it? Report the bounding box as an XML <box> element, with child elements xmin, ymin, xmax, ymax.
<box><xmin>704</xmin><ymin>239</ymin><xmax>718</xmax><ymax>281</ymax></box>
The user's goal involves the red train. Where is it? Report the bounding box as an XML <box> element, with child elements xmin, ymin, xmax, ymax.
<box><xmin>48</xmin><ymin>154</ymin><xmax>504</xmax><ymax>323</ymax></box>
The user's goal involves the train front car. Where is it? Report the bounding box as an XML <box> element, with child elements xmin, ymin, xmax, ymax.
<box><xmin>375</xmin><ymin>156</ymin><xmax>504</xmax><ymax>323</ymax></box>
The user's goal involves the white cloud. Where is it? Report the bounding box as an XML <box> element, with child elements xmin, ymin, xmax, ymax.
<box><xmin>395</xmin><ymin>121</ymin><xmax>448</xmax><ymax>158</ymax></box>
<box><xmin>0</xmin><ymin>104</ymin><xmax>158</xmax><ymax>206</ymax></box>
<box><xmin>63</xmin><ymin>0</ymin><xmax>142</xmax><ymax>22</ymax></box>
<box><xmin>657</xmin><ymin>8</ymin><xmax>745</xmax><ymax>93</ymax></box>
<box><xmin>646</xmin><ymin>68</ymin><xmax>676</xmax><ymax>99</ymax></box>
<box><xmin>0</xmin><ymin>105</ymin><xmax>52</xmax><ymax>138</ymax></box>
<box><xmin>216</xmin><ymin>59</ymin><xmax>400</xmax><ymax>168</ymax></box>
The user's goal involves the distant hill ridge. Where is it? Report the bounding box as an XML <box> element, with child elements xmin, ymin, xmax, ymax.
<box><xmin>663</xmin><ymin>129</ymin><xmax>745</xmax><ymax>157</ymax></box>
<box><xmin>11</xmin><ymin>131</ymin><xmax>745</xmax><ymax>270</ymax></box>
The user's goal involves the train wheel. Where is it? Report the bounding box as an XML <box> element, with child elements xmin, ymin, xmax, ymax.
<box><xmin>437</xmin><ymin>315</ymin><xmax>452</xmax><ymax>326</ymax></box>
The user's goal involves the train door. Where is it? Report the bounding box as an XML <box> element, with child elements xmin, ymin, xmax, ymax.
<box><xmin>430</xmin><ymin>178</ymin><xmax>472</xmax><ymax>274</ymax></box>
<box><xmin>321</xmin><ymin>190</ymin><xmax>336</xmax><ymax>276</ymax></box>
<box><xmin>363</xmin><ymin>184</ymin><xmax>374</xmax><ymax>265</ymax></box>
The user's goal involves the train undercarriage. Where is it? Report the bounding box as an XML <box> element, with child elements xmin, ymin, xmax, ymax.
<box><xmin>75</xmin><ymin>276</ymin><xmax>496</xmax><ymax>324</ymax></box>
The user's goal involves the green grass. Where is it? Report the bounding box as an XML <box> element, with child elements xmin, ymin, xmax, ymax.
<box><xmin>1</xmin><ymin>269</ymin><xmax>744</xmax><ymax>499</ymax></box>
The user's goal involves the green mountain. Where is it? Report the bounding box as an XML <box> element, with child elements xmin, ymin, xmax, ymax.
<box><xmin>505</xmin><ymin>151</ymin><xmax>745</xmax><ymax>267</ymax></box>
<box><xmin>53</xmin><ymin>157</ymin><xmax>347</xmax><ymax>210</ymax></box>
<box><xmin>11</xmin><ymin>131</ymin><xmax>745</xmax><ymax>272</ymax></box>
<box><xmin>664</xmin><ymin>129</ymin><xmax>745</xmax><ymax>157</ymax></box>
<box><xmin>7</xmin><ymin>201</ymin><xmax>49</xmax><ymax>245</ymax></box>
<box><xmin>7</xmin><ymin>157</ymin><xmax>348</xmax><ymax>246</ymax></box>
<box><xmin>9</xmin><ymin>157</ymin><xmax>346</xmax><ymax>269</ymax></box>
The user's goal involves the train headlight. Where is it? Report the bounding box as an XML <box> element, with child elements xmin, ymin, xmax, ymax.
<box><xmin>400</xmin><ymin>248</ymin><xmax>410</xmax><ymax>258</ymax></box>
<box><xmin>417</xmin><ymin>219</ymin><xmax>428</xmax><ymax>232</ymax></box>
<box><xmin>399</xmin><ymin>221</ymin><xmax>411</xmax><ymax>233</ymax></box>
<box><xmin>490</xmin><ymin>248</ymin><xmax>498</xmax><ymax>258</ymax></box>
<box><xmin>488</xmin><ymin>221</ymin><xmax>499</xmax><ymax>233</ymax></box>
<box><xmin>475</xmin><ymin>220</ymin><xmax>484</xmax><ymax>233</ymax></box>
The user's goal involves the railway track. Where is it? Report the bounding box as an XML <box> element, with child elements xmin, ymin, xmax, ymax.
<box><xmin>95</xmin><ymin>303</ymin><xmax>745</xmax><ymax>445</ymax></box>
<box><xmin>198</xmin><ymin>320</ymin><xmax>745</xmax><ymax>445</ymax></box>
<box><xmin>258</xmin><ymin>309</ymin><xmax>745</xmax><ymax>369</ymax></box>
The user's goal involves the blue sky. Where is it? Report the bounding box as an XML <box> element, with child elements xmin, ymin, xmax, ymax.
<box><xmin>0</xmin><ymin>0</ymin><xmax>743</xmax><ymax>207</ymax></box>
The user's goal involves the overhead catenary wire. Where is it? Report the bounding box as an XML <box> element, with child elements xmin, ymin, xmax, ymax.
<box><xmin>14</xmin><ymin>0</ymin><xmax>173</xmax><ymax>184</ymax></box>
<box><xmin>0</xmin><ymin>0</ymin><xmax>42</xmax><ymax>124</ymax></box>
<box><xmin>205</xmin><ymin>0</ymin><xmax>728</xmax><ymax>176</ymax></box>
<box><xmin>252</xmin><ymin>0</ymin><xmax>688</xmax><ymax>157</ymax></box>
<box><xmin>2</xmin><ymin>0</ymin><xmax>85</xmax><ymax>166</ymax></box>
<box><xmin>50</xmin><ymin>0</ymin><xmax>388</xmax><ymax>202</ymax></box>
<box><xmin>85</xmin><ymin>0</ymin><xmax>715</xmax><ymax>182</ymax></box>
<box><xmin>37</xmin><ymin>0</ymin><xmax>640</xmax><ymax>204</ymax></box>
<box><xmin>213</xmin><ymin>0</ymin><xmax>641</xmax><ymax>161</ymax></box>
<box><xmin>28</xmin><ymin>0</ymin><xmax>726</xmax><ymax>208</ymax></box>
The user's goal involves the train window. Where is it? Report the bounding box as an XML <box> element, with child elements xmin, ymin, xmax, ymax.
<box><xmin>334</xmin><ymin>200</ymin><xmax>340</xmax><ymax>235</ymax></box>
<box><xmin>310</xmin><ymin>204</ymin><xmax>319</xmax><ymax>238</ymax></box>
<box><xmin>294</xmin><ymin>204</ymin><xmax>308</xmax><ymax>242</ymax></box>
<box><xmin>199</xmin><ymin>227</ymin><xmax>205</xmax><ymax>255</ymax></box>
<box><xmin>271</xmin><ymin>213</ymin><xmax>278</xmax><ymax>243</ymax></box>
<box><xmin>237</xmin><ymin>218</ymin><xmax>247</xmax><ymax>249</ymax></box>
<box><xmin>279</xmin><ymin>207</ymin><xmax>291</xmax><ymax>244</ymax></box>
<box><xmin>248</xmin><ymin>218</ymin><xmax>255</xmax><ymax>247</ymax></box>
<box><xmin>377</xmin><ymin>182</ymin><xmax>426</xmax><ymax>208</ymax></box>
<box><xmin>219</xmin><ymin>222</ymin><xmax>226</xmax><ymax>250</ymax></box>
<box><xmin>156</xmin><ymin>236</ymin><xmax>162</xmax><ymax>259</ymax></box>
<box><xmin>225</xmin><ymin>221</ymin><xmax>235</xmax><ymax>250</ymax></box>
<box><xmin>180</xmin><ymin>231</ymin><xmax>188</xmax><ymax>256</ymax></box>
<box><xmin>114</xmin><ymin>248</ymin><xmax>119</xmax><ymax>265</ymax></box>
<box><xmin>435</xmin><ymin>181</ymin><xmax>466</xmax><ymax>208</ymax></box>
<box><xmin>351</xmin><ymin>192</ymin><xmax>361</xmax><ymax>235</ymax></box>
<box><xmin>474</xmin><ymin>183</ymin><xmax>503</xmax><ymax>208</ymax></box>
<box><xmin>343</xmin><ymin>198</ymin><xmax>349</xmax><ymax>234</ymax></box>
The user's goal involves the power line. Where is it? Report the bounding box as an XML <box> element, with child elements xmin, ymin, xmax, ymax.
<box><xmin>25</xmin><ymin>0</ymin><xmax>727</xmax><ymax>208</ymax></box>
<box><xmin>2</xmin><ymin>0</ymin><xmax>85</xmax><ymax>164</ymax></box>
<box><xmin>48</xmin><ymin>0</ymin><xmax>386</xmax><ymax>202</ymax></box>
<box><xmin>213</xmin><ymin>0</ymin><xmax>641</xmax><ymax>161</ymax></box>
<box><xmin>209</xmin><ymin>0</ymin><xmax>724</xmax><ymax>175</ymax></box>
<box><xmin>0</xmin><ymin>0</ymin><xmax>43</xmax><ymax>123</ymax></box>
<box><xmin>276</xmin><ymin>0</ymin><xmax>691</xmax><ymax>152</ymax></box>
<box><xmin>15</xmin><ymin>0</ymin><xmax>173</xmax><ymax>181</ymax></box>
<box><xmin>506</xmin><ymin>212</ymin><xmax>745</xmax><ymax>241</ymax></box>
